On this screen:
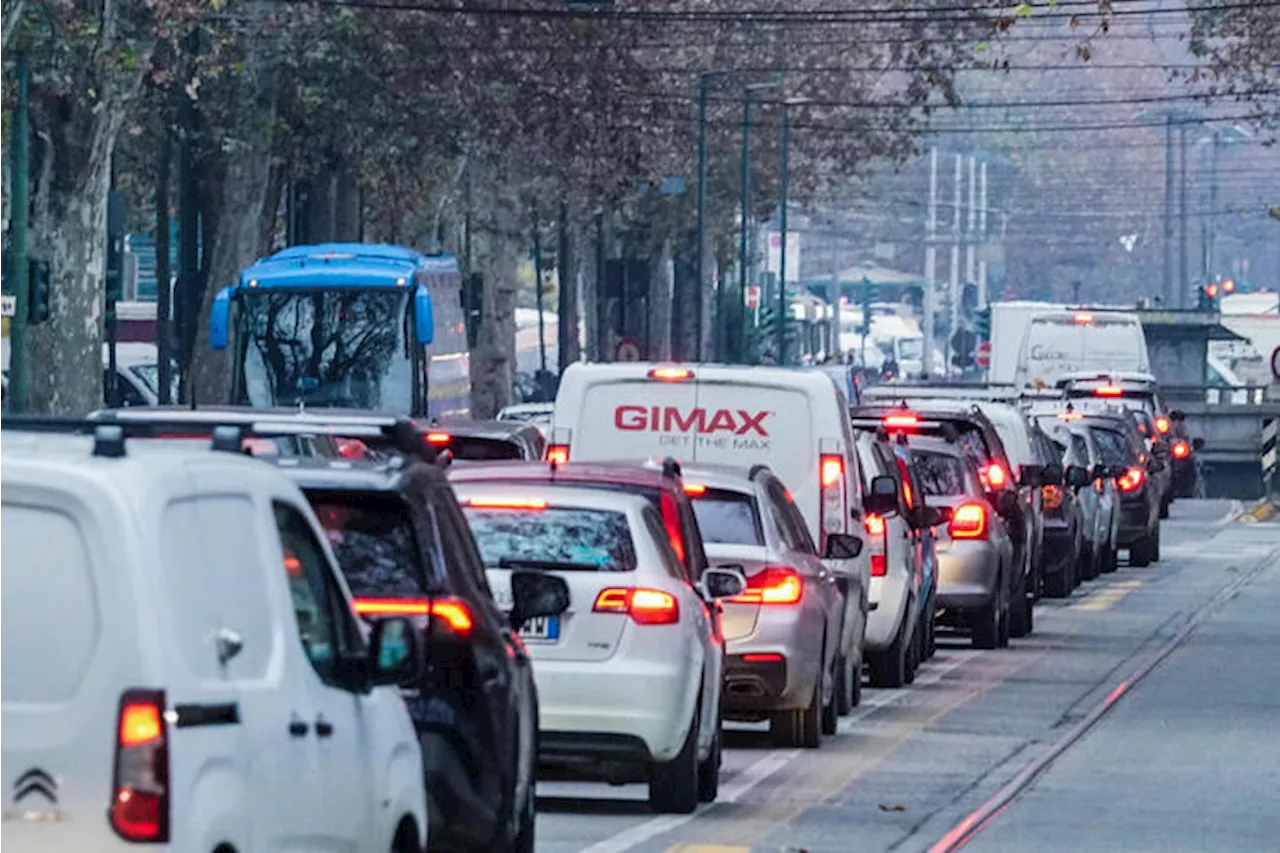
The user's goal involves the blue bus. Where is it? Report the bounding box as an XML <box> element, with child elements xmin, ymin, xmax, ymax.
<box><xmin>210</xmin><ymin>243</ymin><xmax>471</xmax><ymax>418</ymax></box>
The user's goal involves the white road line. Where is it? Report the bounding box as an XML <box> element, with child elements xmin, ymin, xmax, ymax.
<box><xmin>579</xmin><ymin>651</ymin><xmax>977</xmax><ymax>853</ymax></box>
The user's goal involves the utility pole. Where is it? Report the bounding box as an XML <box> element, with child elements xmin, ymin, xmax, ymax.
<box><xmin>737</xmin><ymin>81</ymin><xmax>779</xmax><ymax>364</ymax></box>
<box><xmin>923</xmin><ymin>146</ymin><xmax>938</xmax><ymax>379</ymax></box>
<box><xmin>155</xmin><ymin>130</ymin><xmax>173</xmax><ymax>404</ymax></box>
<box><xmin>776</xmin><ymin>97</ymin><xmax>808</xmax><ymax>366</ymax></box>
<box><xmin>1162</xmin><ymin>116</ymin><xmax>1175</xmax><ymax>308</ymax></box>
<box><xmin>1178</xmin><ymin>124</ymin><xmax>1190</xmax><ymax>309</ymax></box>
<box><xmin>8</xmin><ymin>55</ymin><xmax>31</xmax><ymax>412</ymax></box>
<box><xmin>695</xmin><ymin>71</ymin><xmax>723</xmax><ymax>363</ymax></box>
<box><xmin>965</xmin><ymin>155</ymin><xmax>977</xmax><ymax>286</ymax></box>
<box><xmin>978</xmin><ymin>160</ymin><xmax>989</xmax><ymax>307</ymax></box>
<box><xmin>176</xmin><ymin>29</ymin><xmax>201</xmax><ymax>400</ymax></box>
<box><xmin>949</xmin><ymin>153</ymin><xmax>962</xmax><ymax>367</ymax></box>
<box><xmin>532</xmin><ymin>209</ymin><xmax>547</xmax><ymax>376</ymax></box>
<box><xmin>828</xmin><ymin>231</ymin><xmax>841</xmax><ymax>361</ymax></box>
<box><xmin>1207</xmin><ymin>130</ymin><xmax>1221</xmax><ymax>281</ymax></box>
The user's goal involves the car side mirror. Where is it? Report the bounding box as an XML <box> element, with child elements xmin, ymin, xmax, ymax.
<box><xmin>701</xmin><ymin>566</ymin><xmax>747</xmax><ymax>599</ymax></box>
<box><xmin>915</xmin><ymin>506</ymin><xmax>946</xmax><ymax>529</ymax></box>
<box><xmin>509</xmin><ymin>570</ymin><xmax>570</xmax><ymax>629</ymax></box>
<box><xmin>989</xmin><ymin>490</ymin><xmax>1020</xmax><ymax>517</ymax></box>
<box><xmin>864</xmin><ymin>475</ymin><xmax>899</xmax><ymax>516</ymax></box>
<box><xmin>1040</xmin><ymin>465</ymin><xmax>1064</xmax><ymax>487</ymax></box>
<box><xmin>1170</xmin><ymin>410</ymin><xmax>1186</xmax><ymax>422</ymax></box>
<box><xmin>368</xmin><ymin>616</ymin><xmax>423</xmax><ymax>688</ymax></box>
<box><xmin>933</xmin><ymin>505</ymin><xmax>955</xmax><ymax>523</ymax></box>
<box><xmin>1019</xmin><ymin>465</ymin><xmax>1045</xmax><ymax>488</ymax></box>
<box><xmin>1066</xmin><ymin>465</ymin><xmax>1091</xmax><ymax>489</ymax></box>
<box><xmin>824</xmin><ymin>532</ymin><xmax>864</xmax><ymax>560</ymax></box>
<box><xmin>1192</xmin><ymin>437</ymin><xmax>1205</xmax><ymax>451</ymax></box>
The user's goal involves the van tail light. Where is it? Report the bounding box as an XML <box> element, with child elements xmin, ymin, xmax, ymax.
<box><xmin>1155</xmin><ymin>416</ymin><xmax>1170</xmax><ymax>434</ymax></box>
<box><xmin>870</xmin><ymin>555</ymin><xmax>887</xmax><ymax>577</ymax></box>
<box><xmin>1117</xmin><ymin>467</ymin><xmax>1145</xmax><ymax>493</ymax></box>
<box><xmin>979</xmin><ymin>462</ymin><xmax>1008</xmax><ymax>490</ymax></box>
<box><xmin>1042</xmin><ymin>484</ymin><xmax>1064</xmax><ymax>511</ymax></box>
<box><xmin>659</xmin><ymin>491</ymin><xmax>687</xmax><ymax>566</ymax></box>
<box><xmin>730</xmin><ymin>567</ymin><xmax>804</xmax><ymax>605</ymax></box>
<box><xmin>948</xmin><ymin>503</ymin><xmax>989</xmax><ymax>540</ymax></box>
<box><xmin>593</xmin><ymin>587</ymin><xmax>680</xmax><ymax>625</ymax></box>
<box><xmin>864</xmin><ymin>512</ymin><xmax>887</xmax><ymax>575</ymax></box>
<box><xmin>1172</xmin><ymin>440</ymin><xmax>1190</xmax><ymax>459</ymax></box>
<box><xmin>425</xmin><ymin>431</ymin><xmax>452</xmax><ymax>445</ymax></box>
<box><xmin>683</xmin><ymin>482</ymin><xmax>707</xmax><ymax>495</ymax></box>
<box><xmin>1095</xmin><ymin>386</ymin><xmax>1123</xmax><ymax>397</ymax></box>
<box><xmin>818</xmin><ymin>453</ymin><xmax>848</xmax><ymax>552</ymax></box>
<box><xmin>352</xmin><ymin>597</ymin><xmax>473</xmax><ymax>635</ymax></box>
<box><xmin>647</xmin><ymin>367</ymin><xmax>694</xmax><ymax>381</ymax></box>
<box><xmin>864</xmin><ymin>513</ymin><xmax>886</xmax><ymax>537</ymax></box>
<box><xmin>110</xmin><ymin>689</ymin><xmax>170</xmax><ymax>843</ymax></box>
<box><xmin>546</xmin><ymin>444</ymin><xmax>569</xmax><ymax>465</ymax></box>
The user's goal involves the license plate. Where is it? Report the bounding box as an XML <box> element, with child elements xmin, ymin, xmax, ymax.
<box><xmin>518</xmin><ymin>615</ymin><xmax>560</xmax><ymax>642</ymax></box>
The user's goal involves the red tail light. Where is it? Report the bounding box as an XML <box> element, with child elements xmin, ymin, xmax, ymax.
<box><xmin>1155</xmin><ymin>416</ymin><xmax>1170</xmax><ymax>434</ymax></box>
<box><xmin>819</xmin><ymin>452</ymin><xmax>848</xmax><ymax>551</ymax></box>
<box><xmin>110</xmin><ymin>689</ymin><xmax>170</xmax><ymax>843</ymax></box>
<box><xmin>864</xmin><ymin>513</ymin><xmax>886</xmax><ymax>537</ymax></box>
<box><xmin>821</xmin><ymin>455</ymin><xmax>844</xmax><ymax>488</ymax></box>
<box><xmin>871</xmin><ymin>555</ymin><xmax>887</xmax><ymax>577</ymax></box>
<box><xmin>546</xmin><ymin>444</ymin><xmax>569</xmax><ymax>465</ymax></box>
<box><xmin>1117</xmin><ymin>466</ymin><xmax>1145</xmax><ymax>492</ymax></box>
<box><xmin>1095</xmin><ymin>386</ymin><xmax>1123</xmax><ymax>397</ymax></box>
<box><xmin>593</xmin><ymin>587</ymin><xmax>680</xmax><ymax>625</ymax></box>
<box><xmin>742</xmin><ymin>652</ymin><xmax>784</xmax><ymax>663</ymax></box>
<box><xmin>1042</xmin><ymin>484</ymin><xmax>1064</xmax><ymax>511</ymax></box>
<box><xmin>949</xmin><ymin>503</ymin><xmax>989</xmax><ymax>539</ymax></box>
<box><xmin>425</xmin><ymin>431</ymin><xmax>451</xmax><ymax>445</ymax></box>
<box><xmin>648</xmin><ymin>367</ymin><xmax>694</xmax><ymax>381</ymax></box>
<box><xmin>683</xmin><ymin>482</ymin><xmax>707</xmax><ymax>495</ymax></box>
<box><xmin>353</xmin><ymin>597</ymin><xmax>473</xmax><ymax>634</ymax></box>
<box><xmin>979</xmin><ymin>462</ymin><xmax>1008</xmax><ymax>490</ymax></box>
<box><xmin>883</xmin><ymin>413</ymin><xmax>919</xmax><ymax>428</ymax></box>
<box><xmin>1074</xmin><ymin>312</ymin><xmax>1095</xmax><ymax>324</ymax></box>
<box><xmin>1172</xmin><ymin>440</ymin><xmax>1190</xmax><ymax>459</ymax></box>
<box><xmin>466</xmin><ymin>496</ymin><xmax>548</xmax><ymax>510</ymax></box>
<box><xmin>730</xmin><ymin>567</ymin><xmax>804</xmax><ymax>605</ymax></box>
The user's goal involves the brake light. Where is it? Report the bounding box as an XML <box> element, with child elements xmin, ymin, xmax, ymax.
<box><xmin>336</xmin><ymin>437</ymin><xmax>369</xmax><ymax>459</ymax></box>
<box><xmin>110</xmin><ymin>690</ymin><xmax>170</xmax><ymax>843</ymax></box>
<box><xmin>466</xmin><ymin>496</ymin><xmax>548</xmax><ymax>510</ymax></box>
<box><xmin>864</xmin><ymin>513</ymin><xmax>886</xmax><ymax>537</ymax></box>
<box><xmin>1172</xmin><ymin>440</ymin><xmax>1190</xmax><ymax>459</ymax></box>
<box><xmin>730</xmin><ymin>567</ymin><xmax>804</xmax><ymax>605</ymax></box>
<box><xmin>884</xmin><ymin>414</ymin><xmax>919</xmax><ymax>428</ymax></box>
<box><xmin>1117</xmin><ymin>467</ymin><xmax>1145</xmax><ymax>492</ymax></box>
<box><xmin>742</xmin><ymin>653</ymin><xmax>784</xmax><ymax>663</ymax></box>
<box><xmin>948</xmin><ymin>503</ymin><xmax>988</xmax><ymax>539</ymax></box>
<box><xmin>1095</xmin><ymin>386</ymin><xmax>1123</xmax><ymax>397</ymax></box>
<box><xmin>683</xmin><ymin>482</ymin><xmax>707</xmax><ymax>495</ymax></box>
<box><xmin>648</xmin><ymin>367</ymin><xmax>694</xmax><ymax>381</ymax></box>
<box><xmin>819</xmin><ymin>452</ymin><xmax>848</xmax><ymax>549</ymax></box>
<box><xmin>980</xmin><ymin>462</ymin><xmax>1008</xmax><ymax>490</ymax></box>
<box><xmin>1074</xmin><ymin>312</ymin><xmax>1095</xmax><ymax>324</ymax></box>
<box><xmin>593</xmin><ymin>587</ymin><xmax>680</xmax><ymax>625</ymax></box>
<box><xmin>871</xmin><ymin>555</ymin><xmax>886</xmax><ymax>577</ymax></box>
<box><xmin>353</xmin><ymin>597</ymin><xmax>474</xmax><ymax>633</ymax></box>
<box><xmin>546</xmin><ymin>444</ymin><xmax>569</xmax><ymax>465</ymax></box>
<box><xmin>1155</xmin><ymin>416</ymin><xmax>1170</xmax><ymax>434</ymax></box>
<box><xmin>1042</xmin><ymin>484</ymin><xmax>1064</xmax><ymax>511</ymax></box>
<box><xmin>425</xmin><ymin>431</ymin><xmax>451</xmax><ymax>444</ymax></box>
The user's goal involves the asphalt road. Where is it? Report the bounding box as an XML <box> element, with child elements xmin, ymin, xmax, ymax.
<box><xmin>533</xmin><ymin>499</ymin><xmax>1280</xmax><ymax>853</ymax></box>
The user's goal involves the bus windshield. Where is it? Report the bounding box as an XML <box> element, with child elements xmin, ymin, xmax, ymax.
<box><xmin>235</xmin><ymin>288</ymin><xmax>413</xmax><ymax>410</ymax></box>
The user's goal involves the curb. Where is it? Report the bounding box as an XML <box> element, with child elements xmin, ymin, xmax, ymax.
<box><xmin>1238</xmin><ymin>498</ymin><xmax>1280</xmax><ymax>524</ymax></box>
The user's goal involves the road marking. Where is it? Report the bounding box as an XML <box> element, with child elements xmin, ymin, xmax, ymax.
<box><xmin>578</xmin><ymin>652</ymin><xmax>975</xmax><ymax>853</ymax></box>
<box><xmin>1076</xmin><ymin>580</ymin><xmax>1141</xmax><ymax>611</ymax></box>
<box><xmin>664</xmin><ymin>846</ymin><xmax>750</xmax><ymax>853</ymax></box>
<box><xmin>929</xmin><ymin>546</ymin><xmax>1280</xmax><ymax>853</ymax></box>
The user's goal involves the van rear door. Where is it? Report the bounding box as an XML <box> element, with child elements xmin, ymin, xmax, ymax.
<box><xmin>2</xmin><ymin>481</ymin><xmax>127</xmax><ymax>851</ymax></box>
<box><xmin>573</xmin><ymin>370</ymin><xmax>700</xmax><ymax>462</ymax></box>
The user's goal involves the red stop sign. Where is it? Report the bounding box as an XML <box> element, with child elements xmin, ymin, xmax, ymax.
<box><xmin>976</xmin><ymin>340</ymin><xmax>992</xmax><ymax>369</ymax></box>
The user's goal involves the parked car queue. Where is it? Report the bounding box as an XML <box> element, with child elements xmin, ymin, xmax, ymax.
<box><xmin>1</xmin><ymin>364</ymin><xmax>1187</xmax><ymax>853</ymax></box>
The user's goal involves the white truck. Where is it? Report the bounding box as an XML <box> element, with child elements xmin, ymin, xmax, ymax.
<box><xmin>987</xmin><ymin>301</ymin><xmax>1063</xmax><ymax>385</ymax></box>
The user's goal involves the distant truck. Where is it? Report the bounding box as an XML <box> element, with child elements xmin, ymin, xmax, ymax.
<box><xmin>988</xmin><ymin>301</ymin><xmax>1063</xmax><ymax>385</ymax></box>
<box><xmin>987</xmin><ymin>302</ymin><xmax>1150</xmax><ymax>390</ymax></box>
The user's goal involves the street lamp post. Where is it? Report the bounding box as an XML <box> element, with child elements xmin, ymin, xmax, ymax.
<box><xmin>777</xmin><ymin>96</ymin><xmax>809</xmax><ymax>366</ymax></box>
<box><xmin>694</xmin><ymin>70</ymin><xmax>725</xmax><ymax>363</ymax></box>
<box><xmin>736</xmin><ymin>81</ymin><xmax>780</xmax><ymax>364</ymax></box>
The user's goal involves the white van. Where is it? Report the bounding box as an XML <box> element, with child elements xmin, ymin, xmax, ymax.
<box><xmin>1014</xmin><ymin>310</ymin><xmax>1150</xmax><ymax>390</ymax></box>
<box><xmin>1</xmin><ymin>425</ymin><xmax>428</xmax><ymax>853</ymax></box>
<box><xmin>550</xmin><ymin>362</ymin><xmax>870</xmax><ymax>713</ymax></box>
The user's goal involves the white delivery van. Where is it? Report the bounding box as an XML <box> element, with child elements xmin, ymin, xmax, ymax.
<box><xmin>1014</xmin><ymin>310</ymin><xmax>1150</xmax><ymax>390</ymax></box>
<box><xmin>550</xmin><ymin>362</ymin><xmax>870</xmax><ymax>712</ymax></box>
<box><xmin>1</xmin><ymin>425</ymin><xmax>428</xmax><ymax>853</ymax></box>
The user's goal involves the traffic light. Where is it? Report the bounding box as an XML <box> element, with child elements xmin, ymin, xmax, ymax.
<box><xmin>975</xmin><ymin>306</ymin><xmax>992</xmax><ymax>341</ymax></box>
<box><xmin>1196</xmin><ymin>283</ymin><xmax>1219</xmax><ymax>312</ymax></box>
<box><xmin>29</xmin><ymin>259</ymin><xmax>51</xmax><ymax>324</ymax></box>
<box><xmin>951</xmin><ymin>327</ymin><xmax>976</xmax><ymax>369</ymax></box>
<box><xmin>1221</xmin><ymin>277</ymin><xmax>1236</xmax><ymax>294</ymax></box>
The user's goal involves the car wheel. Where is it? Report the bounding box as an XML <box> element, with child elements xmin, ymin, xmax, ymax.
<box><xmin>649</xmin><ymin>710</ymin><xmax>700</xmax><ymax>814</ymax></box>
<box><xmin>821</xmin><ymin>677</ymin><xmax>839</xmax><ymax>737</ymax></box>
<box><xmin>1159</xmin><ymin>497</ymin><xmax>1170</xmax><ymax>520</ymax></box>
<box><xmin>510</xmin><ymin>764</ymin><xmax>536</xmax><ymax>853</ymax></box>
<box><xmin>998</xmin><ymin>592</ymin><xmax>1012</xmax><ymax>648</ymax></box>
<box><xmin>868</xmin><ymin>611</ymin><xmax>911</xmax><ymax>688</ymax></box>
<box><xmin>1009</xmin><ymin>571</ymin><xmax>1033</xmax><ymax>638</ymax></box>
<box><xmin>834</xmin><ymin>653</ymin><xmax>853</xmax><ymax>716</ymax></box>
<box><xmin>1130</xmin><ymin>532</ymin><xmax>1154</xmax><ymax>567</ymax></box>
<box><xmin>770</xmin><ymin>672</ymin><xmax>822</xmax><ymax>749</ymax></box>
<box><xmin>696</xmin><ymin>719</ymin><xmax>721</xmax><ymax>803</ymax></box>
<box><xmin>1151</xmin><ymin>523</ymin><xmax>1161</xmax><ymax>562</ymax></box>
<box><xmin>848</xmin><ymin>652</ymin><xmax>863</xmax><ymax>709</ymax></box>
<box><xmin>1044</xmin><ymin>567</ymin><xmax>1071</xmax><ymax>599</ymax></box>
<box><xmin>972</xmin><ymin>596</ymin><xmax>1000</xmax><ymax>650</ymax></box>
<box><xmin>1080</xmin><ymin>544</ymin><xmax>1099</xmax><ymax>582</ymax></box>
<box><xmin>1102</xmin><ymin>545</ymin><xmax>1118</xmax><ymax>574</ymax></box>
<box><xmin>904</xmin><ymin>621</ymin><xmax>919</xmax><ymax>685</ymax></box>
<box><xmin>925</xmin><ymin>592</ymin><xmax>938</xmax><ymax>659</ymax></box>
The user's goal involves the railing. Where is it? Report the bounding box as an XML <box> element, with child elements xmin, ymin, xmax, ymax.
<box><xmin>1264</xmin><ymin>417</ymin><xmax>1278</xmax><ymax>498</ymax></box>
<box><xmin>1160</xmin><ymin>385</ymin><xmax>1273</xmax><ymax>408</ymax></box>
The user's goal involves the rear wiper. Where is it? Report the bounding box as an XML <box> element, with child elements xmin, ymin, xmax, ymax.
<box><xmin>497</xmin><ymin>557</ymin><xmax>605</xmax><ymax>571</ymax></box>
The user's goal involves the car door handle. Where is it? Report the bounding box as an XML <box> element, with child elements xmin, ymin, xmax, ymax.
<box><xmin>315</xmin><ymin>716</ymin><xmax>334</xmax><ymax>738</ymax></box>
<box><xmin>288</xmin><ymin>716</ymin><xmax>309</xmax><ymax>738</ymax></box>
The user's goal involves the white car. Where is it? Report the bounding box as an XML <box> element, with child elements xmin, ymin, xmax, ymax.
<box><xmin>1</xmin><ymin>423</ymin><xmax>428</xmax><ymax>853</ymax></box>
<box><xmin>453</xmin><ymin>481</ymin><xmax>745</xmax><ymax>814</ymax></box>
<box><xmin>548</xmin><ymin>361</ymin><xmax>871</xmax><ymax>718</ymax></box>
<box><xmin>496</xmin><ymin>402</ymin><xmax>554</xmax><ymax>437</ymax></box>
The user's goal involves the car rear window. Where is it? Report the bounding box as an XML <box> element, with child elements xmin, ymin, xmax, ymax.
<box><xmin>913</xmin><ymin>451</ymin><xmax>970</xmax><ymax>496</ymax></box>
<box><xmin>309</xmin><ymin>492</ymin><xmax>432</xmax><ymax>595</ymax></box>
<box><xmin>1090</xmin><ymin>428</ymin><xmax>1135</xmax><ymax>468</ymax></box>
<box><xmin>432</xmin><ymin>435</ymin><xmax>524</xmax><ymax>461</ymax></box>
<box><xmin>690</xmin><ymin>489</ymin><xmax>764</xmax><ymax>546</ymax></box>
<box><xmin>462</xmin><ymin>506</ymin><xmax>638</xmax><ymax>571</ymax></box>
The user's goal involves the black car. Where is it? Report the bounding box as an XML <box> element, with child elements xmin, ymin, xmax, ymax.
<box><xmin>420</xmin><ymin>420</ymin><xmax>547</xmax><ymax>464</ymax></box>
<box><xmin>271</xmin><ymin>454</ymin><xmax>567</xmax><ymax>853</ymax></box>
<box><xmin>1073</xmin><ymin>411</ymin><xmax>1162</xmax><ymax>567</ymax></box>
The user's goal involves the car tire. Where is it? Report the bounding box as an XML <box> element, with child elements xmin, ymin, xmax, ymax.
<box><xmin>904</xmin><ymin>620</ymin><xmax>919</xmax><ymax>685</ymax></box>
<box><xmin>696</xmin><ymin>719</ymin><xmax>721</xmax><ymax>804</ymax></box>
<box><xmin>1044</xmin><ymin>567</ymin><xmax>1071</xmax><ymax>599</ymax></box>
<box><xmin>1130</xmin><ymin>530</ymin><xmax>1155</xmax><ymax>567</ymax></box>
<box><xmin>834</xmin><ymin>653</ymin><xmax>854</xmax><ymax>716</ymax></box>
<box><xmin>1159</xmin><ymin>497</ymin><xmax>1170</xmax><ymax>520</ymax></box>
<box><xmin>998</xmin><ymin>592</ymin><xmax>1012</xmax><ymax>648</ymax></box>
<box><xmin>1102</xmin><ymin>545</ymin><xmax>1118</xmax><ymax>574</ymax></box>
<box><xmin>972</xmin><ymin>596</ymin><xmax>1000</xmax><ymax>650</ymax></box>
<box><xmin>1009</xmin><ymin>571</ymin><xmax>1033</xmax><ymax>638</ymax></box>
<box><xmin>649</xmin><ymin>711</ymin><xmax>700</xmax><ymax>814</ymax></box>
<box><xmin>510</xmin><ymin>766</ymin><xmax>536</xmax><ymax>853</ymax></box>
<box><xmin>771</xmin><ymin>675</ymin><xmax>822</xmax><ymax>749</ymax></box>
<box><xmin>1151</xmin><ymin>523</ymin><xmax>1161</xmax><ymax>562</ymax></box>
<box><xmin>821</xmin><ymin>677</ymin><xmax>839</xmax><ymax>737</ymax></box>
<box><xmin>848</xmin><ymin>652</ymin><xmax>863</xmax><ymax>709</ymax></box>
<box><xmin>1080</xmin><ymin>544</ymin><xmax>1099</xmax><ymax>582</ymax></box>
<box><xmin>868</xmin><ymin>609</ymin><xmax>911</xmax><ymax>688</ymax></box>
<box><xmin>925</xmin><ymin>592</ymin><xmax>938</xmax><ymax>659</ymax></box>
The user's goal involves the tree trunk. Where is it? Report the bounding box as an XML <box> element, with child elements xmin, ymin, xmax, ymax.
<box><xmin>26</xmin><ymin>109</ymin><xmax>124</xmax><ymax>415</ymax></box>
<box><xmin>470</xmin><ymin>182</ymin><xmax>521</xmax><ymax>418</ymax></box>
<box><xmin>649</xmin><ymin>236</ymin><xmax>673</xmax><ymax>361</ymax></box>
<box><xmin>155</xmin><ymin>134</ymin><xmax>174</xmax><ymax>404</ymax></box>
<box><xmin>557</xmin><ymin>202</ymin><xmax>581</xmax><ymax>372</ymax></box>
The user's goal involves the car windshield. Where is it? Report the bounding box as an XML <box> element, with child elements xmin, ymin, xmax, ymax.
<box><xmin>462</xmin><ymin>505</ymin><xmax>638</xmax><ymax>571</ymax></box>
<box><xmin>913</xmin><ymin>451</ymin><xmax>970</xmax><ymax>496</ymax></box>
<box><xmin>689</xmin><ymin>489</ymin><xmax>764</xmax><ymax>546</ymax></box>
<box><xmin>236</xmin><ymin>289</ymin><xmax>412</xmax><ymax>410</ymax></box>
